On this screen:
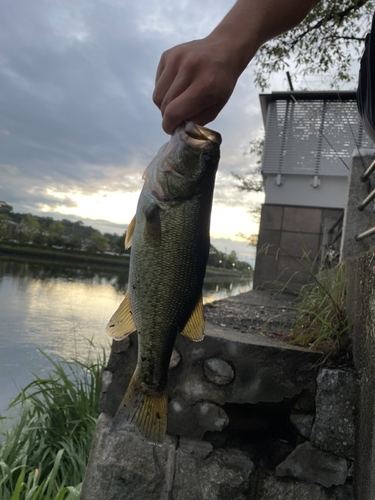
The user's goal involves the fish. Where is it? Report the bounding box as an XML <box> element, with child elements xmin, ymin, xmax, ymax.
<box><xmin>105</xmin><ymin>122</ymin><xmax>222</xmax><ymax>444</ymax></box>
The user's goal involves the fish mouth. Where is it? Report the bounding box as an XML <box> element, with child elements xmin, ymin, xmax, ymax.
<box><xmin>183</xmin><ymin>122</ymin><xmax>222</xmax><ymax>147</ymax></box>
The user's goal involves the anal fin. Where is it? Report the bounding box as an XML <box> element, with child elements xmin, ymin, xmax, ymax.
<box><xmin>105</xmin><ymin>291</ymin><xmax>136</xmax><ymax>340</ymax></box>
<box><xmin>180</xmin><ymin>295</ymin><xmax>205</xmax><ymax>342</ymax></box>
<box><xmin>110</xmin><ymin>372</ymin><xmax>168</xmax><ymax>445</ymax></box>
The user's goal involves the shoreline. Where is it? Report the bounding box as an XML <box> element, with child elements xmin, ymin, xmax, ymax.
<box><xmin>0</xmin><ymin>242</ymin><xmax>130</xmax><ymax>270</ymax></box>
<box><xmin>0</xmin><ymin>243</ymin><xmax>253</xmax><ymax>278</ymax></box>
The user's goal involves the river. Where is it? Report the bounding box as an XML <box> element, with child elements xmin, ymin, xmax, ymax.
<box><xmin>0</xmin><ymin>259</ymin><xmax>252</xmax><ymax>414</ymax></box>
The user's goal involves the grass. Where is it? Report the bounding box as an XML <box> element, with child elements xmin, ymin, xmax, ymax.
<box><xmin>289</xmin><ymin>262</ymin><xmax>351</xmax><ymax>355</ymax></box>
<box><xmin>0</xmin><ymin>349</ymin><xmax>105</xmax><ymax>499</ymax></box>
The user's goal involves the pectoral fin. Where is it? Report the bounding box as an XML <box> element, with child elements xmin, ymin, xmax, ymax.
<box><xmin>125</xmin><ymin>216</ymin><xmax>136</xmax><ymax>249</ymax></box>
<box><xmin>180</xmin><ymin>296</ymin><xmax>205</xmax><ymax>342</ymax></box>
<box><xmin>144</xmin><ymin>204</ymin><xmax>162</xmax><ymax>247</ymax></box>
<box><xmin>106</xmin><ymin>291</ymin><xmax>136</xmax><ymax>340</ymax></box>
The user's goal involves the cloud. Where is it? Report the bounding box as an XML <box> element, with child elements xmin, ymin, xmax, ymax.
<box><xmin>0</xmin><ymin>0</ymin><xmax>267</xmax><ymax>237</ymax></box>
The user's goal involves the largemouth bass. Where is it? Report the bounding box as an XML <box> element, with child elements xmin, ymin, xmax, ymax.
<box><xmin>106</xmin><ymin>122</ymin><xmax>221</xmax><ymax>444</ymax></box>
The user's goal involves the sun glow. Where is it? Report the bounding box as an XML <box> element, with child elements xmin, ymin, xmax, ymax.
<box><xmin>40</xmin><ymin>188</ymin><xmax>141</xmax><ymax>225</ymax></box>
<box><xmin>39</xmin><ymin>187</ymin><xmax>259</xmax><ymax>241</ymax></box>
<box><xmin>210</xmin><ymin>204</ymin><xmax>259</xmax><ymax>240</ymax></box>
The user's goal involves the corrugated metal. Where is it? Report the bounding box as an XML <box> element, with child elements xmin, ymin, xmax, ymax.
<box><xmin>262</xmin><ymin>99</ymin><xmax>373</xmax><ymax>177</ymax></box>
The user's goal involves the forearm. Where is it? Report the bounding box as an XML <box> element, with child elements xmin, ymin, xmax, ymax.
<box><xmin>209</xmin><ymin>0</ymin><xmax>320</xmax><ymax>74</ymax></box>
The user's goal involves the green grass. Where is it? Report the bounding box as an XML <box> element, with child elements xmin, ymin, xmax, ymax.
<box><xmin>0</xmin><ymin>349</ymin><xmax>105</xmax><ymax>499</ymax></box>
<box><xmin>290</xmin><ymin>262</ymin><xmax>351</xmax><ymax>355</ymax></box>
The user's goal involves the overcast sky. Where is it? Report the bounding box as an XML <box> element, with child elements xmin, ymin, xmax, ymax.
<box><xmin>0</xmin><ymin>0</ymin><xmax>359</xmax><ymax>263</ymax></box>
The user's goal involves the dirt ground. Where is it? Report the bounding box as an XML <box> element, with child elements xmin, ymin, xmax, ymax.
<box><xmin>204</xmin><ymin>289</ymin><xmax>298</xmax><ymax>342</ymax></box>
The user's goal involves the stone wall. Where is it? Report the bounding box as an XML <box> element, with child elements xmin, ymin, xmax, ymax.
<box><xmin>82</xmin><ymin>322</ymin><xmax>356</xmax><ymax>499</ymax></box>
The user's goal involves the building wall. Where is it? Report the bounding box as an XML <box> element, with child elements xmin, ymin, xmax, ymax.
<box><xmin>264</xmin><ymin>175</ymin><xmax>348</xmax><ymax>208</ymax></box>
<box><xmin>253</xmin><ymin>204</ymin><xmax>343</xmax><ymax>289</ymax></box>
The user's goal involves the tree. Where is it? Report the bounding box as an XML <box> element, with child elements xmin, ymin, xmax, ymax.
<box><xmin>232</xmin><ymin>137</ymin><xmax>264</xmax><ymax>194</ymax></box>
<box><xmin>232</xmin><ymin>138</ymin><xmax>264</xmax><ymax>248</ymax></box>
<box><xmin>253</xmin><ymin>0</ymin><xmax>375</xmax><ymax>89</ymax></box>
<box><xmin>0</xmin><ymin>214</ymin><xmax>11</xmax><ymax>240</ymax></box>
<box><xmin>18</xmin><ymin>214</ymin><xmax>41</xmax><ymax>243</ymax></box>
<box><xmin>47</xmin><ymin>221</ymin><xmax>65</xmax><ymax>246</ymax></box>
<box><xmin>86</xmin><ymin>231</ymin><xmax>109</xmax><ymax>253</ymax></box>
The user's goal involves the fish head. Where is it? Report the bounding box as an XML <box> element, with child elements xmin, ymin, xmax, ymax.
<box><xmin>143</xmin><ymin>122</ymin><xmax>221</xmax><ymax>203</ymax></box>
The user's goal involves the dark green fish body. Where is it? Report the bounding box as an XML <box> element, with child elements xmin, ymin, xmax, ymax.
<box><xmin>106</xmin><ymin>123</ymin><xmax>221</xmax><ymax>443</ymax></box>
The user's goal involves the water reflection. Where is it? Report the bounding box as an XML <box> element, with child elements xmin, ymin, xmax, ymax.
<box><xmin>0</xmin><ymin>260</ymin><xmax>252</xmax><ymax>413</ymax></box>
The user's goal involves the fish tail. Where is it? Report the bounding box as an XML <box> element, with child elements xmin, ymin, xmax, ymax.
<box><xmin>110</xmin><ymin>372</ymin><xmax>168</xmax><ymax>445</ymax></box>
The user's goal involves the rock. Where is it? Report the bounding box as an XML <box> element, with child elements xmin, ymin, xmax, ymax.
<box><xmin>176</xmin><ymin>373</ymin><xmax>226</xmax><ymax>405</ymax></box>
<box><xmin>101</xmin><ymin>370</ymin><xmax>113</xmax><ymax>393</ymax></box>
<box><xmin>111</xmin><ymin>336</ymin><xmax>131</xmax><ymax>353</ymax></box>
<box><xmin>204</xmin><ymin>357</ymin><xmax>235</xmax><ymax>385</ymax></box>
<box><xmin>169</xmin><ymin>348</ymin><xmax>182</xmax><ymax>369</ymax></box>
<box><xmin>168</xmin><ymin>399</ymin><xmax>229</xmax><ymax>439</ymax></box>
<box><xmin>172</xmin><ymin>440</ymin><xmax>254</xmax><ymax>500</ymax></box>
<box><xmin>330</xmin><ymin>485</ymin><xmax>354</xmax><ymax>500</ymax></box>
<box><xmin>82</xmin><ymin>414</ymin><xmax>253</xmax><ymax>500</ymax></box>
<box><xmin>290</xmin><ymin>412</ymin><xmax>314</xmax><ymax>439</ymax></box>
<box><xmin>276</xmin><ymin>441</ymin><xmax>348</xmax><ymax>487</ymax></box>
<box><xmin>81</xmin><ymin>413</ymin><xmax>178</xmax><ymax>500</ymax></box>
<box><xmin>292</xmin><ymin>388</ymin><xmax>316</xmax><ymax>412</ymax></box>
<box><xmin>260</xmin><ymin>476</ymin><xmax>330</xmax><ymax>500</ymax></box>
<box><xmin>310</xmin><ymin>368</ymin><xmax>358</xmax><ymax>458</ymax></box>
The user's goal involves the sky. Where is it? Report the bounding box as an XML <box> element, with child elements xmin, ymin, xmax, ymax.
<box><xmin>0</xmin><ymin>0</ymin><xmax>358</xmax><ymax>264</ymax></box>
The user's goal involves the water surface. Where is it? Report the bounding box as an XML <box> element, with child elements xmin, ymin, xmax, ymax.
<box><xmin>0</xmin><ymin>260</ymin><xmax>252</xmax><ymax>414</ymax></box>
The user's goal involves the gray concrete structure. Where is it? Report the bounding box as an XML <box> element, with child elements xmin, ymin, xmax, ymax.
<box><xmin>254</xmin><ymin>91</ymin><xmax>373</xmax><ymax>289</ymax></box>
<box><xmin>82</xmin><ymin>291</ymin><xmax>356</xmax><ymax>499</ymax></box>
<box><xmin>346</xmin><ymin>251</ymin><xmax>375</xmax><ymax>500</ymax></box>
<box><xmin>253</xmin><ymin>204</ymin><xmax>343</xmax><ymax>289</ymax></box>
<box><xmin>340</xmin><ymin>150</ymin><xmax>375</xmax><ymax>260</ymax></box>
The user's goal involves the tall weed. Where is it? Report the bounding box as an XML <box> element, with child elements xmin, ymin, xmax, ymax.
<box><xmin>0</xmin><ymin>348</ymin><xmax>105</xmax><ymax>499</ymax></box>
<box><xmin>290</xmin><ymin>263</ymin><xmax>350</xmax><ymax>354</ymax></box>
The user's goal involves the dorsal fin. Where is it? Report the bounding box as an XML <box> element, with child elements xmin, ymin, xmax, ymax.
<box><xmin>180</xmin><ymin>295</ymin><xmax>205</xmax><ymax>342</ymax></box>
<box><xmin>105</xmin><ymin>291</ymin><xmax>136</xmax><ymax>340</ymax></box>
<box><xmin>125</xmin><ymin>216</ymin><xmax>136</xmax><ymax>249</ymax></box>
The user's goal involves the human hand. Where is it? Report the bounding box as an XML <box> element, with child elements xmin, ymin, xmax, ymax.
<box><xmin>153</xmin><ymin>37</ymin><xmax>243</xmax><ymax>135</ymax></box>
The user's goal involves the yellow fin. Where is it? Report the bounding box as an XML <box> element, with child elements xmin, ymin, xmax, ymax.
<box><xmin>105</xmin><ymin>291</ymin><xmax>136</xmax><ymax>340</ymax></box>
<box><xmin>125</xmin><ymin>216</ymin><xmax>136</xmax><ymax>249</ymax></box>
<box><xmin>110</xmin><ymin>372</ymin><xmax>168</xmax><ymax>445</ymax></box>
<box><xmin>180</xmin><ymin>295</ymin><xmax>205</xmax><ymax>342</ymax></box>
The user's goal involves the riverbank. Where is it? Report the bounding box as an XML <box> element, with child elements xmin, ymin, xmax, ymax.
<box><xmin>0</xmin><ymin>242</ymin><xmax>129</xmax><ymax>270</ymax></box>
<box><xmin>0</xmin><ymin>243</ymin><xmax>253</xmax><ymax>278</ymax></box>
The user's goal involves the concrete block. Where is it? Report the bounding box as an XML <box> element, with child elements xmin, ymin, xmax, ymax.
<box><xmin>257</xmin><ymin>228</ymin><xmax>280</xmax><ymax>255</ymax></box>
<box><xmin>340</xmin><ymin>151</ymin><xmax>375</xmax><ymax>260</ymax></box>
<box><xmin>260</xmin><ymin>204</ymin><xmax>283</xmax><ymax>230</ymax></box>
<box><xmin>346</xmin><ymin>251</ymin><xmax>375</xmax><ymax>500</ymax></box>
<box><xmin>282</xmin><ymin>206</ymin><xmax>322</xmax><ymax>233</ymax></box>
<box><xmin>253</xmin><ymin>253</ymin><xmax>278</xmax><ymax>288</ymax></box>
<box><xmin>279</xmin><ymin>231</ymin><xmax>320</xmax><ymax>258</ymax></box>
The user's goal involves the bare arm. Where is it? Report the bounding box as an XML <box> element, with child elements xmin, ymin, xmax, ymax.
<box><xmin>153</xmin><ymin>0</ymin><xmax>320</xmax><ymax>134</ymax></box>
